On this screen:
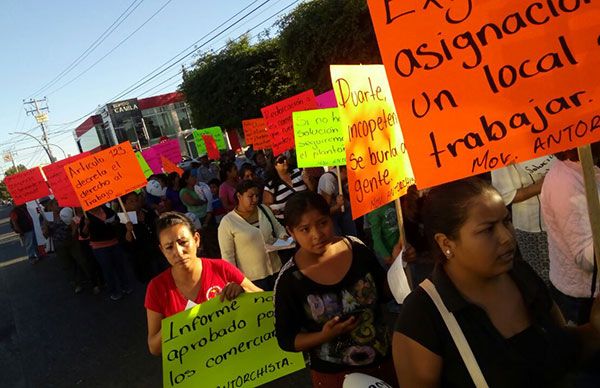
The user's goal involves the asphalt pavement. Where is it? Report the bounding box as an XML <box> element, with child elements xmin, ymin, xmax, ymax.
<box><xmin>0</xmin><ymin>205</ymin><xmax>310</xmax><ymax>388</ymax></box>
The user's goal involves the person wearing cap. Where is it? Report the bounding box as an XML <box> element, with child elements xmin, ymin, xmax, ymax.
<box><xmin>144</xmin><ymin>176</ymin><xmax>167</xmax><ymax>212</ymax></box>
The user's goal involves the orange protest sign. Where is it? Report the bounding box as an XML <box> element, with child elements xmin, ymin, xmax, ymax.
<box><xmin>261</xmin><ymin>90</ymin><xmax>317</xmax><ymax>156</ymax></box>
<box><xmin>64</xmin><ymin>142</ymin><xmax>147</xmax><ymax>210</ymax></box>
<box><xmin>4</xmin><ymin>167</ymin><xmax>50</xmax><ymax>205</ymax></box>
<box><xmin>43</xmin><ymin>152</ymin><xmax>91</xmax><ymax>207</ymax></box>
<box><xmin>161</xmin><ymin>156</ymin><xmax>184</xmax><ymax>176</ymax></box>
<box><xmin>252</xmin><ymin>126</ymin><xmax>271</xmax><ymax>151</ymax></box>
<box><xmin>367</xmin><ymin>0</ymin><xmax>600</xmax><ymax>188</ymax></box>
<box><xmin>242</xmin><ymin>118</ymin><xmax>263</xmax><ymax>145</ymax></box>
<box><xmin>330</xmin><ymin>65</ymin><xmax>415</xmax><ymax>219</ymax></box>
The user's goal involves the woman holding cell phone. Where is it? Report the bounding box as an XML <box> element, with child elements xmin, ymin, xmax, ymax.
<box><xmin>273</xmin><ymin>191</ymin><xmax>396</xmax><ymax>387</ymax></box>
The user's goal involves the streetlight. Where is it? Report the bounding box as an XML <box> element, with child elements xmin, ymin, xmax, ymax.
<box><xmin>48</xmin><ymin>144</ymin><xmax>67</xmax><ymax>159</ymax></box>
<box><xmin>9</xmin><ymin>131</ymin><xmax>56</xmax><ymax>163</ymax></box>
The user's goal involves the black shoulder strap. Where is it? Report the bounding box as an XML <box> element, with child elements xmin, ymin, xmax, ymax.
<box><xmin>259</xmin><ymin>205</ymin><xmax>277</xmax><ymax>239</ymax></box>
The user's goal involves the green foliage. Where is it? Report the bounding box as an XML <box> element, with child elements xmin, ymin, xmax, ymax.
<box><xmin>5</xmin><ymin>165</ymin><xmax>27</xmax><ymax>177</ymax></box>
<box><xmin>277</xmin><ymin>0</ymin><xmax>381</xmax><ymax>93</ymax></box>
<box><xmin>181</xmin><ymin>1</ymin><xmax>381</xmax><ymax>130</ymax></box>
<box><xmin>181</xmin><ymin>35</ymin><xmax>300</xmax><ymax>129</ymax></box>
<box><xmin>0</xmin><ymin>164</ymin><xmax>27</xmax><ymax>201</ymax></box>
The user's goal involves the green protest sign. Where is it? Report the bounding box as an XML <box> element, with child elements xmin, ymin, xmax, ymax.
<box><xmin>293</xmin><ymin>108</ymin><xmax>346</xmax><ymax>168</ymax></box>
<box><xmin>161</xmin><ymin>292</ymin><xmax>305</xmax><ymax>388</ymax></box>
<box><xmin>193</xmin><ymin>127</ymin><xmax>227</xmax><ymax>156</ymax></box>
<box><xmin>135</xmin><ymin>152</ymin><xmax>153</xmax><ymax>178</ymax></box>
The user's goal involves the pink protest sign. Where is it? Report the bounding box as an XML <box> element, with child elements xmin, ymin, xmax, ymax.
<box><xmin>142</xmin><ymin>139</ymin><xmax>182</xmax><ymax>174</ymax></box>
<box><xmin>316</xmin><ymin>90</ymin><xmax>338</xmax><ymax>109</ymax></box>
<box><xmin>152</xmin><ymin>139</ymin><xmax>181</xmax><ymax>164</ymax></box>
<box><xmin>141</xmin><ymin>148</ymin><xmax>161</xmax><ymax>174</ymax></box>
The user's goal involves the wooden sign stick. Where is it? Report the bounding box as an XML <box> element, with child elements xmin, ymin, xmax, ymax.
<box><xmin>577</xmin><ymin>144</ymin><xmax>600</xmax><ymax>272</ymax></box>
<box><xmin>394</xmin><ymin>197</ymin><xmax>414</xmax><ymax>289</ymax></box>
<box><xmin>336</xmin><ymin>166</ymin><xmax>345</xmax><ymax>213</ymax></box>
<box><xmin>117</xmin><ymin>197</ymin><xmax>136</xmax><ymax>240</ymax></box>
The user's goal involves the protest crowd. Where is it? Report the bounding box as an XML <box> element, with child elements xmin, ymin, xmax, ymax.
<box><xmin>3</xmin><ymin>1</ymin><xmax>600</xmax><ymax>387</ymax></box>
<box><xmin>7</xmin><ymin>141</ymin><xmax>600</xmax><ymax>388</ymax></box>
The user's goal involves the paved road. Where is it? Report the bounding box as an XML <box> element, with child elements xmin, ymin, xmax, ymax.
<box><xmin>0</xmin><ymin>205</ymin><xmax>310</xmax><ymax>388</ymax></box>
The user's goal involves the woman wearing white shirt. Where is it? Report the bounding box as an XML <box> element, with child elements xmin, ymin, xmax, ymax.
<box><xmin>541</xmin><ymin>148</ymin><xmax>600</xmax><ymax>325</ymax></box>
<box><xmin>218</xmin><ymin>180</ymin><xmax>288</xmax><ymax>291</ymax></box>
<box><xmin>491</xmin><ymin>155</ymin><xmax>554</xmax><ymax>284</ymax></box>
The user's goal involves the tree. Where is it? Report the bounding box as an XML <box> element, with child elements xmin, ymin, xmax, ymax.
<box><xmin>181</xmin><ymin>35</ymin><xmax>301</xmax><ymax>129</ymax></box>
<box><xmin>277</xmin><ymin>0</ymin><xmax>382</xmax><ymax>93</ymax></box>
<box><xmin>5</xmin><ymin>165</ymin><xmax>27</xmax><ymax>177</ymax></box>
<box><xmin>0</xmin><ymin>164</ymin><xmax>27</xmax><ymax>201</ymax></box>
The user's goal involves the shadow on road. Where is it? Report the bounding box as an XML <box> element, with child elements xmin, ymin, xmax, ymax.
<box><xmin>0</xmin><ymin>205</ymin><xmax>311</xmax><ymax>387</ymax></box>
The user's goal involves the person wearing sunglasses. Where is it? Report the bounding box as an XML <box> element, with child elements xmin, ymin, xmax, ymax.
<box><xmin>263</xmin><ymin>154</ymin><xmax>311</xmax><ymax>224</ymax></box>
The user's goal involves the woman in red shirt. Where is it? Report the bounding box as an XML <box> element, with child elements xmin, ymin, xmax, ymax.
<box><xmin>145</xmin><ymin>212</ymin><xmax>261</xmax><ymax>355</ymax></box>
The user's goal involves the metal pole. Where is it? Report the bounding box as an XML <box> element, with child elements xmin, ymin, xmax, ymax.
<box><xmin>9</xmin><ymin>131</ymin><xmax>54</xmax><ymax>164</ymax></box>
<box><xmin>32</xmin><ymin>99</ymin><xmax>56</xmax><ymax>162</ymax></box>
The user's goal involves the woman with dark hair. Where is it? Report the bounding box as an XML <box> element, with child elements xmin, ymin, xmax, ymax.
<box><xmin>240</xmin><ymin>162</ymin><xmax>264</xmax><ymax>204</ymax></box>
<box><xmin>82</xmin><ymin>204</ymin><xmax>132</xmax><ymax>301</ymax></box>
<box><xmin>274</xmin><ymin>191</ymin><xmax>395</xmax><ymax>387</ymax></box>
<box><xmin>393</xmin><ymin>177</ymin><xmax>600</xmax><ymax>388</ymax></box>
<box><xmin>179</xmin><ymin>170</ymin><xmax>207</xmax><ymax>220</ymax></box>
<box><xmin>119</xmin><ymin>192</ymin><xmax>166</xmax><ymax>283</ymax></box>
<box><xmin>144</xmin><ymin>212</ymin><xmax>261</xmax><ymax>355</ymax></box>
<box><xmin>239</xmin><ymin>163</ymin><xmax>256</xmax><ymax>182</ymax></box>
<box><xmin>219</xmin><ymin>162</ymin><xmax>239</xmax><ymax>212</ymax></box>
<box><xmin>263</xmin><ymin>154</ymin><xmax>310</xmax><ymax>224</ymax></box>
<box><xmin>218</xmin><ymin>180</ymin><xmax>287</xmax><ymax>291</ymax></box>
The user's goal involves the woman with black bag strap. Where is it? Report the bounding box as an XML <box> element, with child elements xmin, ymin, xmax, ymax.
<box><xmin>393</xmin><ymin>178</ymin><xmax>600</xmax><ymax>388</ymax></box>
<box><xmin>218</xmin><ymin>180</ymin><xmax>289</xmax><ymax>291</ymax></box>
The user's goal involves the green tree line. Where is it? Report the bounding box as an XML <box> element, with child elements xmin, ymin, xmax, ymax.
<box><xmin>181</xmin><ymin>0</ymin><xmax>381</xmax><ymax>130</ymax></box>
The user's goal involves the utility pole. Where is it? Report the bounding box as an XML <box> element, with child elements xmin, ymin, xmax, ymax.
<box><xmin>2</xmin><ymin>150</ymin><xmax>17</xmax><ymax>169</ymax></box>
<box><xmin>23</xmin><ymin>97</ymin><xmax>56</xmax><ymax>163</ymax></box>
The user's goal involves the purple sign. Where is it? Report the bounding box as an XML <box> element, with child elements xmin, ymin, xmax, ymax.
<box><xmin>316</xmin><ymin>90</ymin><xmax>338</xmax><ymax>109</ymax></box>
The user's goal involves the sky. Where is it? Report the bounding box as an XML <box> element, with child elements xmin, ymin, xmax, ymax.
<box><xmin>0</xmin><ymin>0</ymin><xmax>299</xmax><ymax>176</ymax></box>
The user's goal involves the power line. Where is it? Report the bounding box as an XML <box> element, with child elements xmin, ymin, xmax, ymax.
<box><xmin>108</xmin><ymin>0</ymin><xmax>271</xmax><ymax>103</ymax></box>
<box><xmin>46</xmin><ymin>0</ymin><xmax>174</xmax><ymax>97</ymax></box>
<box><xmin>29</xmin><ymin>0</ymin><xmax>145</xmax><ymax>98</ymax></box>
<box><xmin>139</xmin><ymin>0</ymin><xmax>299</xmax><ymax>98</ymax></box>
<box><xmin>45</xmin><ymin>0</ymin><xmax>300</xmax><ymax>137</ymax></box>
<box><xmin>36</xmin><ymin>0</ymin><xmax>270</xmax><ymax>131</ymax></box>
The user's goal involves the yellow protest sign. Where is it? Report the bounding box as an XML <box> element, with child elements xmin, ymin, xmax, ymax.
<box><xmin>330</xmin><ymin>65</ymin><xmax>415</xmax><ymax>219</ymax></box>
<box><xmin>161</xmin><ymin>292</ymin><xmax>305</xmax><ymax>388</ymax></box>
<box><xmin>367</xmin><ymin>0</ymin><xmax>600</xmax><ymax>188</ymax></box>
<box><xmin>293</xmin><ymin>108</ymin><xmax>346</xmax><ymax>168</ymax></box>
